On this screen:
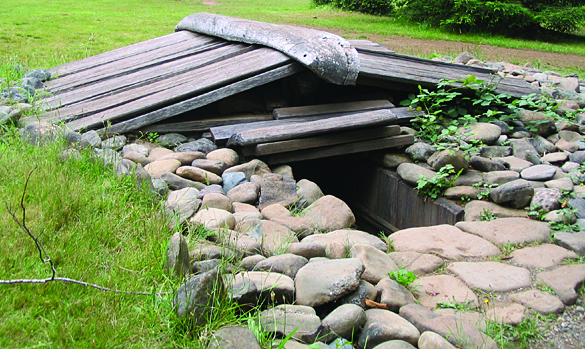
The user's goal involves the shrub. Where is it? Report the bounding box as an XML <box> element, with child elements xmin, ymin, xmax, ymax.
<box><xmin>402</xmin><ymin>0</ymin><xmax>585</xmax><ymax>34</ymax></box>
<box><xmin>314</xmin><ymin>0</ymin><xmax>395</xmax><ymax>16</ymax></box>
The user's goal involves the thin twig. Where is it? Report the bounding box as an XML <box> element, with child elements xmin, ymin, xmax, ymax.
<box><xmin>1</xmin><ymin>167</ymin><xmax>169</xmax><ymax>297</ymax></box>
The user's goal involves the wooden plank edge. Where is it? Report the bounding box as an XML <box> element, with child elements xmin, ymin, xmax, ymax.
<box><xmin>243</xmin><ymin>125</ymin><xmax>401</xmax><ymax>157</ymax></box>
<box><xmin>93</xmin><ymin>62</ymin><xmax>304</xmax><ymax>135</ymax></box>
<box><xmin>261</xmin><ymin>134</ymin><xmax>415</xmax><ymax>165</ymax></box>
<box><xmin>273</xmin><ymin>99</ymin><xmax>394</xmax><ymax>119</ymax></box>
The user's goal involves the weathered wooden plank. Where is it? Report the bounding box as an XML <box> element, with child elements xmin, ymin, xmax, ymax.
<box><xmin>243</xmin><ymin>125</ymin><xmax>401</xmax><ymax>156</ymax></box>
<box><xmin>273</xmin><ymin>99</ymin><xmax>394</xmax><ymax>119</ymax></box>
<box><xmin>357</xmin><ymin>52</ymin><xmax>537</xmax><ymax>97</ymax></box>
<box><xmin>261</xmin><ymin>134</ymin><xmax>414</xmax><ymax>165</ymax></box>
<box><xmin>46</xmin><ymin>36</ymin><xmax>223</xmax><ymax>93</ymax></box>
<box><xmin>211</xmin><ymin>107</ymin><xmax>417</xmax><ymax>144</ymax></box>
<box><xmin>227</xmin><ymin>109</ymin><xmax>398</xmax><ymax>147</ymax></box>
<box><xmin>49</xmin><ymin>47</ymin><xmax>292</xmax><ymax>128</ymax></box>
<box><xmin>349</xmin><ymin>40</ymin><xmax>394</xmax><ymax>54</ymax></box>
<box><xmin>139</xmin><ymin>113</ymin><xmax>273</xmax><ymax>133</ymax></box>
<box><xmin>43</xmin><ymin>43</ymin><xmax>252</xmax><ymax>110</ymax></box>
<box><xmin>95</xmin><ymin>63</ymin><xmax>303</xmax><ymax>135</ymax></box>
<box><xmin>47</xmin><ymin>31</ymin><xmax>199</xmax><ymax>78</ymax></box>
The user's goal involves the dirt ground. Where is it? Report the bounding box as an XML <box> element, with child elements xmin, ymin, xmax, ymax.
<box><xmin>376</xmin><ymin>35</ymin><xmax>585</xmax><ymax>69</ymax></box>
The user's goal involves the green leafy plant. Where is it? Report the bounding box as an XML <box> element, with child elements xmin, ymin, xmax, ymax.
<box><xmin>478</xmin><ymin>209</ymin><xmax>497</xmax><ymax>221</ymax></box>
<box><xmin>416</xmin><ymin>164</ymin><xmax>463</xmax><ymax>200</ymax></box>
<box><xmin>388</xmin><ymin>268</ymin><xmax>418</xmax><ymax>288</ymax></box>
<box><xmin>472</xmin><ymin>182</ymin><xmax>498</xmax><ymax>200</ymax></box>
<box><xmin>436</xmin><ymin>299</ymin><xmax>475</xmax><ymax>311</ymax></box>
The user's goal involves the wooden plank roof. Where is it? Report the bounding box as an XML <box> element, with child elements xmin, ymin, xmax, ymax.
<box><xmin>38</xmin><ymin>14</ymin><xmax>539</xmax><ymax>135</ymax></box>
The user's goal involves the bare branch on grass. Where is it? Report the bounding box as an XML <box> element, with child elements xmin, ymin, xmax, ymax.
<box><xmin>0</xmin><ymin>166</ymin><xmax>168</xmax><ymax>296</ymax></box>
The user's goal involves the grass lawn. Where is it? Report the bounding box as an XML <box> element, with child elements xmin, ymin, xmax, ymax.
<box><xmin>1</xmin><ymin>0</ymin><xmax>584</xmax><ymax>69</ymax></box>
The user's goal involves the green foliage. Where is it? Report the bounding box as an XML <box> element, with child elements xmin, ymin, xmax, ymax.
<box><xmin>388</xmin><ymin>268</ymin><xmax>418</xmax><ymax>288</ymax></box>
<box><xmin>484</xmin><ymin>315</ymin><xmax>543</xmax><ymax>348</ymax></box>
<box><xmin>479</xmin><ymin>209</ymin><xmax>497</xmax><ymax>221</ymax></box>
<box><xmin>416</xmin><ymin>164</ymin><xmax>463</xmax><ymax>200</ymax></box>
<box><xmin>314</xmin><ymin>0</ymin><xmax>395</xmax><ymax>15</ymax></box>
<box><xmin>436</xmin><ymin>299</ymin><xmax>475</xmax><ymax>311</ymax></box>
<box><xmin>401</xmin><ymin>0</ymin><xmax>585</xmax><ymax>34</ymax></box>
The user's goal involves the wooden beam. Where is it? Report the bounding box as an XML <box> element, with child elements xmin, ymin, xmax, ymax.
<box><xmin>273</xmin><ymin>99</ymin><xmax>394</xmax><ymax>119</ymax></box>
<box><xmin>261</xmin><ymin>134</ymin><xmax>414</xmax><ymax>165</ymax></box>
<box><xmin>95</xmin><ymin>63</ymin><xmax>303</xmax><ymax>135</ymax></box>
<box><xmin>139</xmin><ymin>113</ymin><xmax>273</xmax><ymax>133</ymax></box>
<box><xmin>243</xmin><ymin>125</ymin><xmax>401</xmax><ymax>156</ymax></box>
<box><xmin>47</xmin><ymin>31</ymin><xmax>204</xmax><ymax>78</ymax></box>
<box><xmin>227</xmin><ymin>109</ymin><xmax>398</xmax><ymax>147</ymax></box>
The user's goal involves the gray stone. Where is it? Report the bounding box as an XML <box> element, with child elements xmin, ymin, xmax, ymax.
<box><xmin>511</xmin><ymin>244</ymin><xmax>578</xmax><ymax>269</ymax></box>
<box><xmin>481</xmin><ymin>170</ymin><xmax>519</xmax><ymax>186</ymax></box>
<box><xmin>417</xmin><ymin>331</ymin><xmax>456</xmax><ymax>349</ymax></box>
<box><xmin>337</xmin><ymin>280</ymin><xmax>377</xmax><ymax>308</ymax></box>
<box><xmin>175</xmin><ymin>138</ymin><xmax>217</xmax><ymax>154</ymax></box>
<box><xmin>399</xmin><ymin>304</ymin><xmax>497</xmax><ymax>349</ymax></box>
<box><xmin>457</xmin><ymin>122</ymin><xmax>501</xmax><ymax>145</ymax></box>
<box><xmin>448</xmin><ymin>261</ymin><xmax>531</xmax><ymax>292</ymax></box>
<box><xmin>536</xmin><ymin>265</ymin><xmax>585</xmax><ymax>305</ymax></box>
<box><xmin>497</xmin><ymin>156</ymin><xmax>533</xmax><ymax>172</ymax></box>
<box><xmin>157</xmin><ymin>133</ymin><xmax>187</xmax><ymax>147</ymax></box>
<box><xmin>197</xmin><ymin>184</ymin><xmax>225</xmax><ymax>199</ymax></box>
<box><xmin>259</xmin><ymin>173</ymin><xmax>298</xmax><ymax>210</ymax></box>
<box><xmin>260</xmin><ymin>305</ymin><xmax>321</xmax><ymax>344</ymax></box>
<box><xmin>554</xmin><ymin>231</ymin><xmax>585</xmax><ymax>256</ymax></box>
<box><xmin>443</xmin><ymin>186</ymin><xmax>479</xmax><ymax>200</ymax></box>
<box><xmin>147</xmin><ymin>147</ymin><xmax>174</xmax><ymax>161</ymax></box>
<box><xmin>415</xmin><ymin>275</ymin><xmax>478</xmax><ymax>309</ymax></box>
<box><xmin>272</xmin><ymin>164</ymin><xmax>294</xmax><ymax>179</ymax></box>
<box><xmin>214</xmin><ymin>229</ymin><xmax>262</xmax><ymax>257</ymax></box>
<box><xmin>569</xmin><ymin>197</ymin><xmax>585</xmax><ymax>219</ymax></box>
<box><xmin>144</xmin><ymin>159</ymin><xmax>181</xmax><ymax>179</ymax></box>
<box><xmin>372</xmin><ymin>152</ymin><xmax>412</xmax><ymax>169</ymax></box>
<box><xmin>296</xmin><ymin>179</ymin><xmax>324</xmax><ymax>208</ymax></box>
<box><xmin>489</xmin><ymin>179</ymin><xmax>534</xmax><ymax>208</ymax></box>
<box><xmin>530</xmin><ymin>187</ymin><xmax>562</xmax><ymax>212</ymax></box>
<box><xmin>350</xmin><ymin>244</ymin><xmax>398</xmax><ymax>284</ymax></box>
<box><xmin>541</xmin><ymin>152</ymin><xmax>569</xmax><ymax>164</ymax></box>
<box><xmin>569</xmin><ymin>150</ymin><xmax>585</xmax><ymax>164</ymax></box>
<box><xmin>469</xmin><ymin>156</ymin><xmax>507</xmax><ymax>172</ymax></box>
<box><xmin>509</xmin><ymin>138</ymin><xmax>542</xmax><ymax>164</ymax></box>
<box><xmin>372</xmin><ymin>341</ymin><xmax>416</xmax><ymax>349</ymax></box>
<box><xmin>209</xmin><ymin>325</ymin><xmax>261</xmax><ymax>349</ymax></box>
<box><xmin>530</xmin><ymin>135</ymin><xmax>557</xmax><ymax>155</ymax></box>
<box><xmin>158</xmin><ymin>151</ymin><xmax>206</xmax><ymax>165</ymax></box>
<box><xmin>463</xmin><ymin>200</ymin><xmax>527</xmax><ymax>221</ymax></box>
<box><xmin>388</xmin><ymin>251</ymin><xmax>444</xmax><ymax>275</ymax></box>
<box><xmin>295</xmin><ymin>258</ymin><xmax>364</xmax><ymax>307</ymax></box>
<box><xmin>190</xmin><ymin>208</ymin><xmax>235</xmax><ymax>230</ymax></box>
<box><xmin>302</xmin><ymin>195</ymin><xmax>355</xmax><ymax>232</ymax></box>
<box><xmin>222</xmin><ymin>172</ymin><xmax>247</xmax><ymax>193</ymax></box>
<box><xmin>101</xmin><ymin>135</ymin><xmax>127</xmax><ymax>150</ymax></box>
<box><xmin>521</xmin><ymin>164</ymin><xmax>558</xmax><ymax>181</ymax></box>
<box><xmin>427</xmin><ymin>149</ymin><xmax>468</xmax><ymax>173</ymax></box>
<box><xmin>20</xmin><ymin>121</ymin><xmax>61</xmax><ymax>145</ymax></box>
<box><xmin>224</xmin><ymin>159</ymin><xmax>271</xmax><ymax>179</ymax></box>
<box><xmin>161</xmin><ymin>172</ymin><xmax>206</xmax><ymax>191</ymax></box>
<box><xmin>227</xmin><ymin>182</ymin><xmax>260</xmax><ymax>204</ymax></box>
<box><xmin>396</xmin><ymin>163</ymin><xmax>437</xmax><ymax>187</ymax></box>
<box><xmin>375</xmin><ymin>278</ymin><xmax>416</xmax><ymax>312</ymax></box>
<box><xmin>452</xmin><ymin>170</ymin><xmax>483</xmax><ymax>186</ymax></box>
<box><xmin>391</xmin><ymin>225</ymin><xmax>500</xmax><ymax>260</ymax></box>
<box><xmin>165</xmin><ymin>232</ymin><xmax>191</xmax><ymax>278</ymax></box>
<box><xmin>479</xmin><ymin>145</ymin><xmax>512</xmax><ymax>158</ymax></box>
<box><xmin>516</xmin><ymin>109</ymin><xmax>557</xmax><ymax>137</ymax></box>
<box><xmin>252</xmin><ymin>220</ymin><xmax>299</xmax><ymax>256</ymax></box>
<box><xmin>405</xmin><ymin>142</ymin><xmax>436</xmax><ymax>162</ymax></box>
<box><xmin>545</xmin><ymin>177</ymin><xmax>574</xmax><ymax>191</ymax></box>
<box><xmin>357</xmin><ymin>309</ymin><xmax>420</xmax><ymax>348</ymax></box>
<box><xmin>510</xmin><ymin>290</ymin><xmax>565</xmax><ymax>315</ymax></box>
<box><xmin>484</xmin><ymin>302</ymin><xmax>526</xmax><ymax>326</ymax></box>
<box><xmin>192</xmin><ymin>259</ymin><xmax>223</xmax><ymax>274</ymax></box>
<box><xmin>287</xmin><ymin>242</ymin><xmax>326</xmax><ymax>259</ymax></box>
<box><xmin>244</xmin><ymin>271</ymin><xmax>295</xmax><ymax>304</ymax></box>
<box><xmin>320</xmin><ymin>304</ymin><xmax>366</xmax><ymax>342</ymax></box>
<box><xmin>555</xmin><ymin>138</ymin><xmax>579</xmax><ymax>152</ymax></box>
<box><xmin>192</xmin><ymin>159</ymin><xmax>228</xmax><ymax>176</ymax></box>
<box><xmin>201</xmin><ymin>192</ymin><xmax>233</xmax><ymax>212</ymax></box>
<box><xmin>241</xmin><ymin>255</ymin><xmax>266</xmax><ymax>270</ymax></box>
<box><xmin>173</xmin><ymin>269</ymin><xmax>222</xmax><ymax>323</ymax></box>
<box><xmin>453</xmin><ymin>51</ymin><xmax>476</xmax><ymax>65</ymax></box>
<box><xmin>206</xmin><ymin>148</ymin><xmax>239</xmax><ymax>168</ymax></box>
<box><xmin>95</xmin><ymin>148</ymin><xmax>123</xmax><ymax>167</ymax></box>
<box><xmin>455</xmin><ymin>217</ymin><xmax>551</xmax><ymax>244</ymax></box>
<box><xmin>253</xmin><ymin>253</ymin><xmax>308</xmax><ymax>278</ymax></box>
<box><xmin>79</xmin><ymin>130</ymin><xmax>102</xmax><ymax>148</ymax></box>
<box><xmin>176</xmin><ymin>166</ymin><xmax>223</xmax><ymax>185</ymax></box>
<box><xmin>302</xmin><ymin>229</ymin><xmax>387</xmax><ymax>252</ymax></box>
